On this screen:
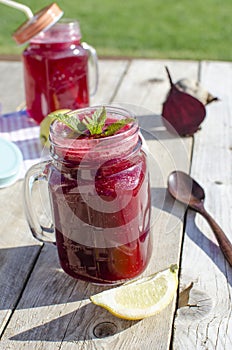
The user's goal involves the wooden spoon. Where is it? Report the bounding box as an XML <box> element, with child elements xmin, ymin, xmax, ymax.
<box><xmin>168</xmin><ymin>170</ymin><xmax>232</xmax><ymax>266</ymax></box>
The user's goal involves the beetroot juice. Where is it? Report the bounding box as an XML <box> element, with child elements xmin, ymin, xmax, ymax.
<box><xmin>23</xmin><ymin>106</ymin><xmax>152</xmax><ymax>284</ymax></box>
<box><xmin>22</xmin><ymin>20</ymin><xmax>98</xmax><ymax>124</ymax></box>
<box><xmin>47</xmin><ymin>107</ymin><xmax>152</xmax><ymax>284</ymax></box>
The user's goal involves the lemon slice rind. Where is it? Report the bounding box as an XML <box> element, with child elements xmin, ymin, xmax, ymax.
<box><xmin>90</xmin><ymin>264</ymin><xmax>178</xmax><ymax>320</ymax></box>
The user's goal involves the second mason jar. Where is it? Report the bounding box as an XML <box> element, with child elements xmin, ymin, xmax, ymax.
<box><xmin>22</xmin><ymin>19</ymin><xmax>98</xmax><ymax>124</ymax></box>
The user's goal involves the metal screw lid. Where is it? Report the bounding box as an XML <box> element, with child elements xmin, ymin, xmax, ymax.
<box><xmin>12</xmin><ymin>3</ymin><xmax>63</xmax><ymax>45</ymax></box>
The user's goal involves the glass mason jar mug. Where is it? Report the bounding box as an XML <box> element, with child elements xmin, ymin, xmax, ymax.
<box><xmin>24</xmin><ymin>106</ymin><xmax>152</xmax><ymax>285</ymax></box>
<box><xmin>22</xmin><ymin>19</ymin><xmax>98</xmax><ymax>124</ymax></box>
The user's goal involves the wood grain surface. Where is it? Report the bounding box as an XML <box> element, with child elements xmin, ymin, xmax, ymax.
<box><xmin>173</xmin><ymin>61</ymin><xmax>232</xmax><ymax>350</ymax></box>
<box><xmin>0</xmin><ymin>59</ymin><xmax>231</xmax><ymax>350</ymax></box>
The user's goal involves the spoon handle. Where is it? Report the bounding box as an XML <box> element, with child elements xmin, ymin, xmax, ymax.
<box><xmin>200</xmin><ymin>208</ymin><xmax>232</xmax><ymax>266</ymax></box>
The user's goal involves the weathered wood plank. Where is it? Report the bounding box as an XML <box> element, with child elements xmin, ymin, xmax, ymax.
<box><xmin>0</xmin><ymin>180</ymin><xmax>42</xmax><ymax>336</ymax></box>
<box><xmin>173</xmin><ymin>61</ymin><xmax>232</xmax><ymax>349</ymax></box>
<box><xmin>1</xmin><ymin>59</ymin><xmax>198</xmax><ymax>349</ymax></box>
<box><xmin>114</xmin><ymin>59</ymin><xmax>199</xmax><ymax>115</ymax></box>
<box><xmin>0</xmin><ymin>61</ymin><xmax>41</xmax><ymax>336</ymax></box>
<box><xmin>91</xmin><ymin>59</ymin><xmax>130</xmax><ymax>105</ymax></box>
<box><xmin>0</xmin><ymin>61</ymin><xmax>25</xmax><ymax>113</ymax></box>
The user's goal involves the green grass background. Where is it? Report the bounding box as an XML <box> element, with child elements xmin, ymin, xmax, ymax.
<box><xmin>0</xmin><ymin>0</ymin><xmax>231</xmax><ymax>60</ymax></box>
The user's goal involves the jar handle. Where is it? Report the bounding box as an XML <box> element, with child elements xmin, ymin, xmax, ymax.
<box><xmin>82</xmin><ymin>42</ymin><xmax>99</xmax><ymax>96</ymax></box>
<box><xmin>23</xmin><ymin>161</ymin><xmax>55</xmax><ymax>243</ymax></box>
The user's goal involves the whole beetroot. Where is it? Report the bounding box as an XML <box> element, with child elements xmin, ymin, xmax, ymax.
<box><xmin>162</xmin><ymin>67</ymin><xmax>206</xmax><ymax>136</ymax></box>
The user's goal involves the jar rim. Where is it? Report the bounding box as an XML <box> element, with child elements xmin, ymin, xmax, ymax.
<box><xmin>50</xmin><ymin>105</ymin><xmax>138</xmax><ymax>146</ymax></box>
<box><xmin>54</xmin><ymin>18</ymin><xmax>80</xmax><ymax>25</ymax></box>
<box><xmin>29</xmin><ymin>17</ymin><xmax>82</xmax><ymax>44</ymax></box>
<box><xmin>49</xmin><ymin>105</ymin><xmax>139</xmax><ymax>163</ymax></box>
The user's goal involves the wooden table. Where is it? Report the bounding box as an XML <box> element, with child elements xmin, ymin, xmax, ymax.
<box><xmin>0</xmin><ymin>59</ymin><xmax>231</xmax><ymax>349</ymax></box>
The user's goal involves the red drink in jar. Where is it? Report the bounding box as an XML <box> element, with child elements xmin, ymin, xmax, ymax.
<box><xmin>22</xmin><ymin>20</ymin><xmax>98</xmax><ymax>124</ymax></box>
<box><xmin>24</xmin><ymin>106</ymin><xmax>152</xmax><ymax>284</ymax></box>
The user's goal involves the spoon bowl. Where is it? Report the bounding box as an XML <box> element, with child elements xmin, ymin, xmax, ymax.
<box><xmin>168</xmin><ymin>170</ymin><xmax>232</xmax><ymax>266</ymax></box>
<box><xmin>168</xmin><ymin>170</ymin><xmax>205</xmax><ymax>210</ymax></box>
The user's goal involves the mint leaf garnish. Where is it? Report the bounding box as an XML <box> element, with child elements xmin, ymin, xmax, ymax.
<box><xmin>49</xmin><ymin>107</ymin><xmax>135</xmax><ymax>137</ymax></box>
<box><xmin>82</xmin><ymin>106</ymin><xmax>107</xmax><ymax>135</ymax></box>
<box><xmin>103</xmin><ymin>118</ymin><xmax>135</xmax><ymax>136</ymax></box>
<box><xmin>50</xmin><ymin>112</ymin><xmax>86</xmax><ymax>133</ymax></box>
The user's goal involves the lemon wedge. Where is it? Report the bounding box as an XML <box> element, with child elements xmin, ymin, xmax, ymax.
<box><xmin>90</xmin><ymin>264</ymin><xmax>178</xmax><ymax>320</ymax></box>
<box><xmin>40</xmin><ymin>109</ymin><xmax>71</xmax><ymax>147</ymax></box>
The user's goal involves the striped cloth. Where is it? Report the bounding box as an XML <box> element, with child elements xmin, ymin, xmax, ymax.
<box><xmin>0</xmin><ymin>110</ymin><xmax>49</xmax><ymax>179</ymax></box>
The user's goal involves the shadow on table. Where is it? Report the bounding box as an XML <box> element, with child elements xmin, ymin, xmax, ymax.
<box><xmin>4</xmin><ymin>195</ymin><xmax>230</xmax><ymax>344</ymax></box>
<box><xmin>137</xmin><ymin>113</ymin><xmax>181</xmax><ymax>141</ymax></box>
<box><xmin>0</xmin><ymin>244</ymin><xmax>139</xmax><ymax>343</ymax></box>
<box><xmin>163</xmin><ymin>192</ymin><xmax>232</xmax><ymax>285</ymax></box>
<box><xmin>185</xmin><ymin>210</ymin><xmax>232</xmax><ymax>282</ymax></box>
<box><xmin>0</xmin><ymin>245</ymin><xmax>89</xmax><ymax>311</ymax></box>
<box><xmin>1</xmin><ymin>189</ymin><xmax>174</xmax><ymax>344</ymax></box>
<box><xmin>9</xmin><ymin>303</ymin><xmax>139</xmax><ymax>342</ymax></box>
